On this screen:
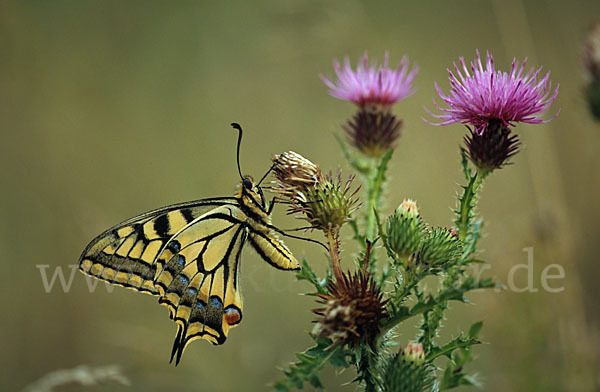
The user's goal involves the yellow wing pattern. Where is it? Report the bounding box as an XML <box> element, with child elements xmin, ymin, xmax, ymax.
<box><xmin>79</xmin><ymin>199</ymin><xmax>238</xmax><ymax>295</ymax></box>
<box><xmin>153</xmin><ymin>205</ymin><xmax>246</xmax><ymax>363</ymax></box>
<box><xmin>79</xmin><ymin>196</ymin><xmax>300</xmax><ymax>364</ymax></box>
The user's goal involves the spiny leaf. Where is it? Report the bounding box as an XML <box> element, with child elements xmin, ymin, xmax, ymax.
<box><xmin>383</xmin><ymin>278</ymin><xmax>495</xmax><ymax>330</ymax></box>
<box><xmin>296</xmin><ymin>258</ymin><xmax>328</xmax><ymax>295</ymax></box>
<box><xmin>426</xmin><ymin>334</ymin><xmax>482</xmax><ymax>362</ymax></box>
<box><xmin>274</xmin><ymin>339</ymin><xmax>342</xmax><ymax>391</ymax></box>
<box><xmin>467</xmin><ymin>321</ymin><xmax>483</xmax><ymax>339</ymax></box>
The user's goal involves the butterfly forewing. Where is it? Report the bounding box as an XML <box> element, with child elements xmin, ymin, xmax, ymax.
<box><xmin>79</xmin><ymin>199</ymin><xmax>238</xmax><ymax>295</ymax></box>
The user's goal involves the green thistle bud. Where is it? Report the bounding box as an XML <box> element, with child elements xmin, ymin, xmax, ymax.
<box><xmin>302</xmin><ymin>171</ymin><xmax>360</xmax><ymax>232</ymax></box>
<box><xmin>383</xmin><ymin>342</ymin><xmax>434</xmax><ymax>392</ymax></box>
<box><xmin>386</xmin><ymin>199</ymin><xmax>425</xmax><ymax>259</ymax></box>
<box><xmin>270</xmin><ymin>152</ymin><xmax>360</xmax><ymax>233</ymax></box>
<box><xmin>402</xmin><ymin>342</ymin><xmax>426</xmax><ymax>365</ymax></box>
<box><xmin>419</xmin><ymin>227</ymin><xmax>462</xmax><ymax>266</ymax></box>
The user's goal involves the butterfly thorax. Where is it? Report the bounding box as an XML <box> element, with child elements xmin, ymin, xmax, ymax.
<box><xmin>235</xmin><ymin>176</ymin><xmax>272</xmax><ymax>229</ymax></box>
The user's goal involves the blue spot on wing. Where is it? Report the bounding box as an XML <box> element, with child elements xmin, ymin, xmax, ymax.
<box><xmin>209</xmin><ymin>296</ymin><xmax>223</xmax><ymax>309</ymax></box>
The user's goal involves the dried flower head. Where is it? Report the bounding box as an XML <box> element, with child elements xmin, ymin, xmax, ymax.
<box><xmin>321</xmin><ymin>52</ymin><xmax>418</xmax><ymax>107</ymax></box>
<box><xmin>425</xmin><ymin>50</ymin><xmax>559</xmax><ymax>134</ymax></box>
<box><xmin>271</xmin><ymin>151</ymin><xmax>360</xmax><ymax>233</ymax></box>
<box><xmin>463</xmin><ymin>119</ymin><xmax>521</xmax><ymax>170</ymax></box>
<box><xmin>582</xmin><ymin>22</ymin><xmax>600</xmax><ymax>80</ymax></box>
<box><xmin>343</xmin><ymin>108</ymin><xmax>403</xmax><ymax>157</ymax></box>
<box><xmin>313</xmin><ymin>269</ymin><xmax>388</xmax><ymax>347</ymax></box>
<box><xmin>271</xmin><ymin>151</ymin><xmax>323</xmax><ymax>201</ymax></box>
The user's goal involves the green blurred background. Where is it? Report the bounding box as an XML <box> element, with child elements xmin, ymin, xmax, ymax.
<box><xmin>2</xmin><ymin>1</ymin><xmax>599</xmax><ymax>391</ymax></box>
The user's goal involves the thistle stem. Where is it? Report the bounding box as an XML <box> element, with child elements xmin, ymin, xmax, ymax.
<box><xmin>365</xmin><ymin>150</ymin><xmax>393</xmax><ymax>241</ymax></box>
<box><xmin>455</xmin><ymin>168</ymin><xmax>490</xmax><ymax>243</ymax></box>
<box><xmin>365</xmin><ymin>159</ymin><xmax>378</xmax><ymax>242</ymax></box>
<box><xmin>326</xmin><ymin>229</ymin><xmax>344</xmax><ymax>282</ymax></box>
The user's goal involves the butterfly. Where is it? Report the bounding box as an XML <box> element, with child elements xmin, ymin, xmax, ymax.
<box><xmin>79</xmin><ymin>123</ymin><xmax>303</xmax><ymax>365</ymax></box>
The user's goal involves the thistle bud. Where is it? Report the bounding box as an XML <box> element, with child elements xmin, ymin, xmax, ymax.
<box><xmin>402</xmin><ymin>342</ymin><xmax>426</xmax><ymax>365</ymax></box>
<box><xmin>419</xmin><ymin>227</ymin><xmax>462</xmax><ymax>266</ymax></box>
<box><xmin>303</xmin><ymin>171</ymin><xmax>360</xmax><ymax>232</ymax></box>
<box><xmin>386</xmin><ymin>199</ymin><xmax>425</xmax><ymax>259</ymax></box>
<box><xmin>382</xmin><ymin>342</ymin><xmax>433</xmax><ymax>392</ymax></box>
<box><xmin>463</xmin><ymin>120</ymin><xmax>521</xmax><ymax>172</ymax></box>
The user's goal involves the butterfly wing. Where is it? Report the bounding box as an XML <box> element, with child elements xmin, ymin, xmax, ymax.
<box><xmin>78</xmin><ymin>198</ymin><xmax>239</xmax><ymax>295</ymax></box>
<box><xmin>152</xmin><ymin>204</ymin><xmax>248</xmax><ymax>364</ymax></box>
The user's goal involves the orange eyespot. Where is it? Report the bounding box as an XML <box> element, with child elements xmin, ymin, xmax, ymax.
<box><xmin>224</xmin><ymin>307</ymin><xmax>242</xmax><ymax>325</ymax></box>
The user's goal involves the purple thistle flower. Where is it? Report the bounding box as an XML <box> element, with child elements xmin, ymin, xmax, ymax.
<box><xmin>321</xmin><ymin>52</ymin><xmax>418</xmax><ymax>107</ymax></box>
<box><xmin>424</xmin><ymin>51</ymin><xmax>559</xmax><ymax>134</ymax></box>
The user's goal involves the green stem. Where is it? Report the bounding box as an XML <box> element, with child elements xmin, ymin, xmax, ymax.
<box><xmin>358</xmin><ymin>346</ymin><xmax>379</xmax><ymax>392</ymax></box>
<box><xmin>365</xmin><ymin>159</ymin><xmax>378</xmax><ymax>241</ymax></box>
<box><xmin>365</xmin><ymin>150</ymin><xmax>393</xmax><ymax>241</ymax></box>
<box><xmin>455</xmin><ymin>169</ymin><xmax>489</xmax><ymax>243</ymax></box>
<box><xmin>326</xmin><ymin>229</ymin><xmax>343</xmax><ymax>282</ymax></box>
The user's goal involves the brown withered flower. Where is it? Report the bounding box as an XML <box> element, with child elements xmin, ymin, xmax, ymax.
<box><xmin>312</xmin><ymin>244</ymin><xmax>388</xmax><ymax>347</ymax></box>
<box><xmin>313</xmin><ymin>269</ymin><xmax>388</xmax><ymax>347</ymax></box>
<box><xmin>271</xmin><ymin>151</ymin><xmax>323</xmax><ymax>201</ymax></box>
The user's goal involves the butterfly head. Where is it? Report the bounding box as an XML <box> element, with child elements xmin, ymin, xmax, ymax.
<box><xmin>236</xmin><ymin>175</ymin><xmax>266</xmax><ymax>210</ymax></box>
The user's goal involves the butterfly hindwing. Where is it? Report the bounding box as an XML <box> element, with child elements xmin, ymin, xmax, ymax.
<box><xmin>78</xmin><ymin>198</ymin><xmax>239</xmax><ymax>295</ymax></box>
<box><xmin>151</xmin><ymin>205</ymin><xmax>248</xmax><ymax>363</ymax></box>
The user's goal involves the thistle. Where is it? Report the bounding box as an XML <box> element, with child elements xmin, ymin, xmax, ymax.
<box><xmin>321</xmin><ymin>52</ymin><xmax>417</xmax><ymax>157</ymax></box>
<box><xmin>425</xmin><ymin>50</ymin><xmax>559</xmax><ymax>172</ymax></box>
<box><xmin>274</xmin><ymin>48</ymin><xmax>554</xmax><ymax>392</ymax></box>
<box><xmin>271</xmin><ymin>151</ymin><xmax>360</xmax><ymax>280</ymax></box>
<box><xmin>312</xmin><ymin>245</ymin><xmax>387</xmax><ymax>348</ymax></box>
<box><xmin>320</xmin><ymin>52</ymin><xmax>418</xmax><ymax>108</ymax></box>
<box><xmin>582</xmin><ymin>23</ymin><xmax>600</xmax><ymax>121</ymax></box>
<box><xmin>271</xmin><ymin>151</ymin><xmax>359</xmax><ymax>234</ymax></box>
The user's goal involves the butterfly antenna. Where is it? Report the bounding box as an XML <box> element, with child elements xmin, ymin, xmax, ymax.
<box><xmin>230</xmin><ymin>123</ymin><xmax>244</xmax><ymax>180</ymax></box>
<box><xmin>257</xmin><ymin>162</ymin><xmax>276</xmax><ymax>186</ymax></box>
